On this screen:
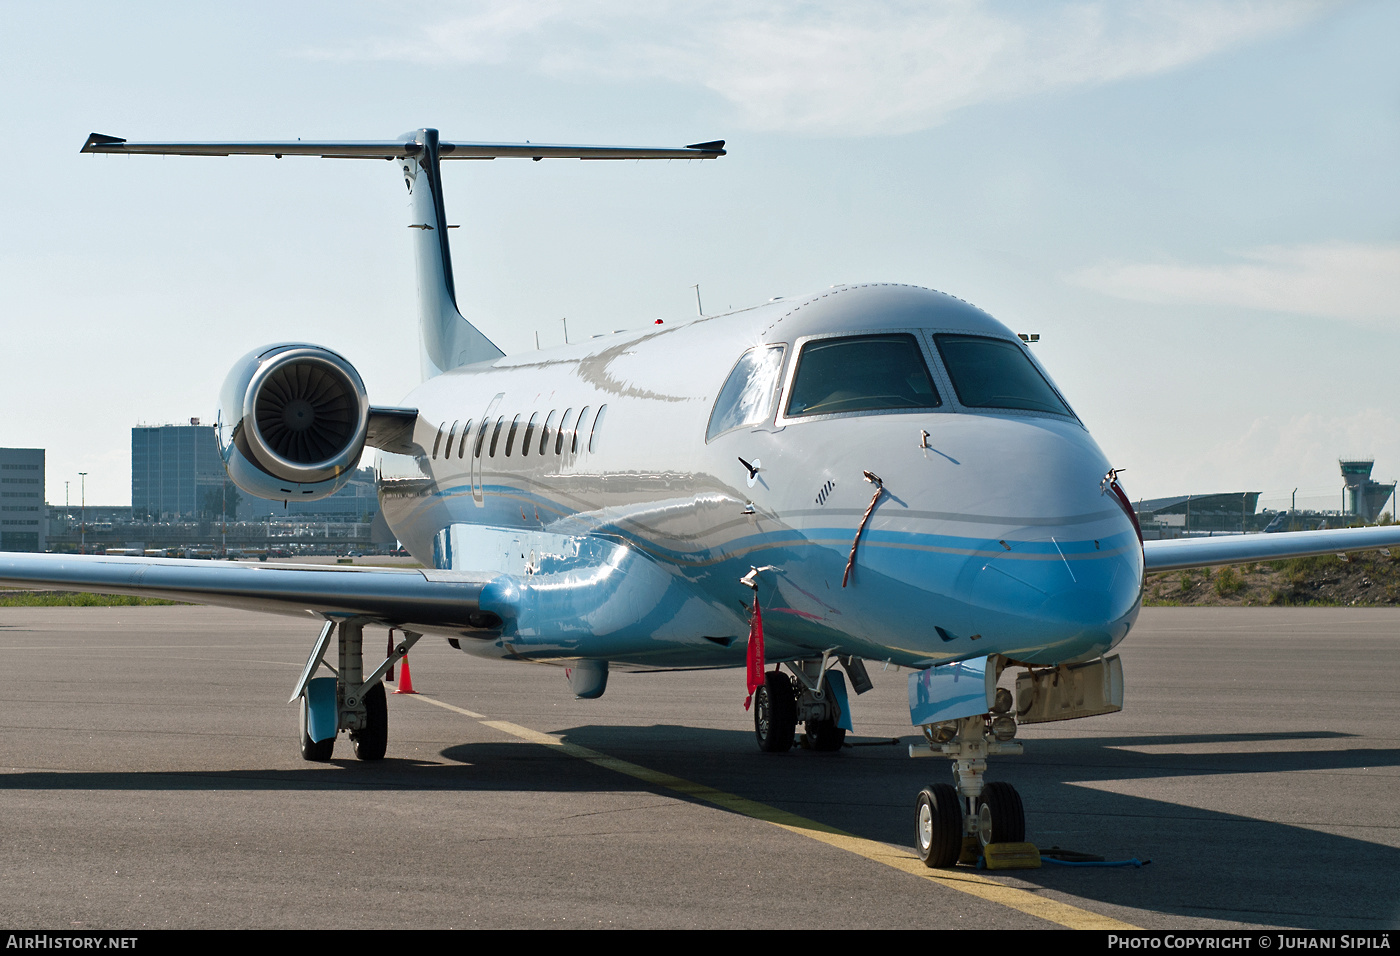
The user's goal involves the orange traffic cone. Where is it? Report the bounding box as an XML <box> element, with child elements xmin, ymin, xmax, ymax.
<box><xmin>392</xmin><ymin>653</ymin><xmax>418</xmax><ymax>694</ymax></box>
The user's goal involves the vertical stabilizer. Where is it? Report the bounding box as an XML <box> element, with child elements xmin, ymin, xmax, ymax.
<box><xmin>402</xmin><ymin>129</ymin><xmax>504</xmax><ymax>379</ymax></box>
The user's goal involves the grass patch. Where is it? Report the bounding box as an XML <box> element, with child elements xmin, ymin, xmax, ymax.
<box><xmin>0</xmin><ymin>591</ymin><xmax>185</xmax><ymax>607</ymax></box>
<box><xmin>1145</xmin><ymin>549</ymin><xmax>1400</xmax><ymax>607</ymax></box>
<box><xmin>1213</xmin><ymin>566</ymin><xmax>1245</xmax><ymax>597</ymax></box>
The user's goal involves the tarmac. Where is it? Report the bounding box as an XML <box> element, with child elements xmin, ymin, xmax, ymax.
<box><xmin>0</xmin><ymin>604</ymin><xmax>1396</xmax><ymax>930</ymax></box>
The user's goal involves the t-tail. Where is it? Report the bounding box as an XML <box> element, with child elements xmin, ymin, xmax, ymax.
<box><xmin>81</xmin><ymin>129</ymin><xmax>726</xmax><ymax>380</ymax></box>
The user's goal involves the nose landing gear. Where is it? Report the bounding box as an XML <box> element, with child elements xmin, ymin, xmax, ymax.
<box><xmin>912</xmin><ymin>714</ymin><xmax>1025</xmax><ymax>867</ymax></box>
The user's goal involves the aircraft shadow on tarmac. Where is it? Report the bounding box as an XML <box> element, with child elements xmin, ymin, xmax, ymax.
<box><xmin>537</xmin><ymin>723</ymin><xmax>1400</xmax><ymax>930</ymax></box>
<box><xmin>3</xmin><ymin>725</ymin><xmax>1396</xmax><ymax>928</ymax></box>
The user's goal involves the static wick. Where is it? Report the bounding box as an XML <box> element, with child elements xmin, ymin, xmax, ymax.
<box><xmin>842</xmin><ymin>472</ymin><xmax>884</xmax><ymax>588</ymax></box>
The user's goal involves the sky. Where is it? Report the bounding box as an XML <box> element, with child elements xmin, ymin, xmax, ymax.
<box><xmin>2</xmin><ymin>0</ymin><xmax>1397</xmax><ymax>512</ymax></box>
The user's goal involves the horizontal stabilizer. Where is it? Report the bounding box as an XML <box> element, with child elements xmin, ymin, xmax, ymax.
<box><xmin>81</xmin><ymin>134</ymin><xmax>727</xmax><ymax>161</ymax></box>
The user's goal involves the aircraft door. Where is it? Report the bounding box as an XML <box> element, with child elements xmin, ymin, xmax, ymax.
<box><xmin>471</xmin><ymin>392</ymin><xmax>504</xmax><ymax>505</ymax></box>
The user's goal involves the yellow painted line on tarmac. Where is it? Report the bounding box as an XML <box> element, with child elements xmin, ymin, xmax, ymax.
<box><xmin>407</xmin><ymin>692</ymin><xmax>1138</xmax><ymax>930</ymax></box>
<box><xmin>413</xmin><ymin>696</ymin><xmax>487</xmax><ymax>720</ymax></box>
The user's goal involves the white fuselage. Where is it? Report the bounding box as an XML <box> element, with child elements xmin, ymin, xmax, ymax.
<box><xmin>377</xmin><ymin>284</ymin><xmax>1144</xmax><ymax>671</ymax></box>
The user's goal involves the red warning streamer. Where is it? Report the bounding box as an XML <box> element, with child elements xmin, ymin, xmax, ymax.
<box><xmin>743</xmin><ymin>591</ymin><xmax>764</xmax><ymax>711</ymax></box>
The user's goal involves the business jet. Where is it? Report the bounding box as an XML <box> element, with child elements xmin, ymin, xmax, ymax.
<box><xmin>4</xmin><ymin>129</ymin><xmax>1398</xmax><ymax>869</ymax></box>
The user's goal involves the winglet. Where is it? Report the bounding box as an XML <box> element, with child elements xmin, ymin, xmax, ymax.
<box><xmin>685</xmin><ymin>140</ymin><xmax>726</xmax><ymax>155</ymax></box>
<box><xmin>81</xmin><ymin>133</ymin><xmax>127</xmax><ymax>153</ymax></box>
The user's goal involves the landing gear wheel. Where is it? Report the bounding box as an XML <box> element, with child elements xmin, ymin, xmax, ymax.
<box><xmin>350</xmin><ymin>681</ymin><xmax>388</xmax><ymax>761</ymax></box>
<box><xmin>916</xmin><ymin>783</ymin><xmax>963</xmax><ymax>868</ymax></box>
<box><xmin>754</xmin><ymin>671</ymin><xmax>797</xmax><ymax>753</ymax></box>
<box><xmin>975</xmin><ymin>781</ymin><xmax>1025</xmax><ymax>847</ymax></box>
<box><xmin>299</xmin><ymin>693</ymin><xmax>334</xmax><ymax>762</ymax></box>
<box><xmin>806</xmin><ymin>718</ymin><xmax>846</xmax><ymax>752</ymax></box>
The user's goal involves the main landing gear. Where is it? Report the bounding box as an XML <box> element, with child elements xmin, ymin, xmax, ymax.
<box><xmin>290</xmin><ymin>619</ymin><xmax>421</xmax><ymax>762</ymax></box>
<box><xmin>911</xmin><ymin>705</ymin><xmax>1026</xmax><ymax>867</ymax></box>
<box><xmin>753</xmin><ymin>656</ymin><xmax>870</xmax><ymax>753</ymax></box>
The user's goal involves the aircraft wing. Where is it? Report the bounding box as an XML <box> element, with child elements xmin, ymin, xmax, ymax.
<box><xmin>0</xmin><ymin>553</ymin><xmax>505</xmax><ymax>636</ymax></box>
<box><xmin>1142</xmin><ymin>526</ymin><xmax>1400</xmax><ymax>572</ymax></box>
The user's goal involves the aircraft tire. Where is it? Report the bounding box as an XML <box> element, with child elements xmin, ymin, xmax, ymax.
<box><xmin>350</xmin><ymin>681</ymin><xmax>388</xmax><ymax>761</ymax></box>
<box><xmin>807</xmin><ymin>718</ymin><xmax>846</xmax><ymax>752</ymax></box>
<box><xmin>975</xmin><ymin>781</ymin><xmax>1025</xmax><ymax>846</ymax></box>
<box><xmin>916</xmin><ymin>783</ymin><xmax>962</xmax><ymax>868</ymax></box>
<box><xmin>754</xmin><ymin>671</ymin><xmax>797</xmax><ymax>753</ymax></box>
<box><xmin>299</xmin><ymin>693</ymin><xmax>334</xmax><ymax>762</ymax></box>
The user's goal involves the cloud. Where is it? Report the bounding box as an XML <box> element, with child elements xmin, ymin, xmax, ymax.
<box><xmin>309</xmin><ymin>0</ymin><xmax>1332</xmax><ymax>134</ymax></box>
<box><xmin>1071</xmin><ymin>242</ymin><xmax>1400</xmax><ymax>326</ymax></box>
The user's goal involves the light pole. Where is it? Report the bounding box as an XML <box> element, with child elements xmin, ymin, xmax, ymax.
<box><xmin>78</xmin><ymin>472</ymin><xmax>87</xmax><ymax>555</ymax></box>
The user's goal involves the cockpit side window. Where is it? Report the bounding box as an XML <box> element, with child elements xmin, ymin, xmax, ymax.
<box><xmin>706</xmin><ymin>345</ymin><xmax>786</xmax><ymax>442</ymax></box>
<box><xmin>784</xmin><ymin>334</ymin><xmax>939</xmax><ymax>418</ymax></box>
<box><xmin>933</xmin><ymin>334</ymin><xmax>1072</xmax><ymax>416</ymax></box>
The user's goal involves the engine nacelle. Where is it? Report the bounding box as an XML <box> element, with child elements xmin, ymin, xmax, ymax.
<box><xmin>218</xmin><ymin>344</ymin><xmax>370</xmax><ymax>502</ymax></box>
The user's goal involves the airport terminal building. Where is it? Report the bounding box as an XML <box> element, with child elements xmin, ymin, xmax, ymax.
<box><xmin>131</xmin><ymin>420</ymin><xmax>229</xmax><ymax>520</ymax></box>
<box><xmin>0</xmin><ymin>447</ymin><xmax>46</xmax><ymax>552</ymax></box>
<box><xmin>131</xmin><ymin>420</ymin><xmax>379</xmax><ymax>522</ymax></box>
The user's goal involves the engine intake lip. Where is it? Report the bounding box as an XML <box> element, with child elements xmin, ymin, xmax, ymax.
<box><xmin>243</xmin><ymin>347</ymin><xmax>369</xmax><ymax>484</ymax></box>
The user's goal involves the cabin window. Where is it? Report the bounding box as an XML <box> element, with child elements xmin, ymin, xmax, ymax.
<box><xmin>488</xmin><ymin>416</ymin><xmax>505</xmax><ymax>457</ymax></box>
<box><xmin>588</xmin><ymin>405</ymin><xmax>607</xmax><ymax>453</ymax></box>
<box><xmin>573</xmin><ymin>407</ymin><xmax>592</xmax><ymax>454</ymax></box>
<box><xmin>432</xmin><ymin>423</ymin><xmax>446</xmax><ymax>459</ymax></box>
<box><xmin>785</xmin><ymin>334</ymin><xmax>939</xmax><ymax>417</ymax></box>
<box><xmin>706</xmin><ymin>345</ymin><xmax>786</xmax><ymax>441</ymax></box>
<box><xmin>556</xmin><ymin>408</ymin><xmax>575</xmax><ymax>455</ymax></box>
<box><xmin>444</xmin><ymin>421</ymin><xmax>459</xmax><ymax>458</ymax></box>
<box><xmin>457</xmin><ymin>419</ymin><xmax>473</xmax><ymax>458</ymax></box>
<box><xmin>539</xmin><ymin>410</ymin><xmax>558</xmax><ymax>456</ymax></box>
<box><xmin>933</xmin><ymin>334</ymin><xmax>1072</xmax><ymax>415</ymax></box>
<box><xmin>504</xmin><ymin>414</ymin><xmax>522</xmax><ymax>456</ymax></box>
<box><xmin>522</xmin><ymin>412</ymin><xmax>539</xmax><ymax>456</ymax></box>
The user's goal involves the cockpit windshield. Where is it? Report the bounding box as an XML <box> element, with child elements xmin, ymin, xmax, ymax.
<box><xmin>784</xmin><ymin>334</ymin><xmax>940</xmax><ymax>417</ymax></box>
<box><xmin>933</xmin><ymin>334</ymin><xmax>1072</xmax><ymax>416</ymax></box>
<box><xmin>706</xmin><ymin>345</ymin><xmax>786</xmax><ymax>441</ymax></box>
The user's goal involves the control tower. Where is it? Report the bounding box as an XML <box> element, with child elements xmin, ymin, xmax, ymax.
<box><xmin>1339</xmin><ymin>459</ymin><xmax>1396</xmax><ymax>523</ymax></box>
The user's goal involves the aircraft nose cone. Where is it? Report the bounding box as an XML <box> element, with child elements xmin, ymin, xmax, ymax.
<box><xmin>1033</xmin><ymin>583</ymin><xmax>1121</xmax><ymax>658</ymax></box>
<box><xmin>965</xmin><ymin>532</ymin><xmax>1141</xmax><ymax>665</ymax></box>
<box><xmin>1025</xmin><ymin>544</ymin><xmax>1141</xmax><ymax>663</ymax></box>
